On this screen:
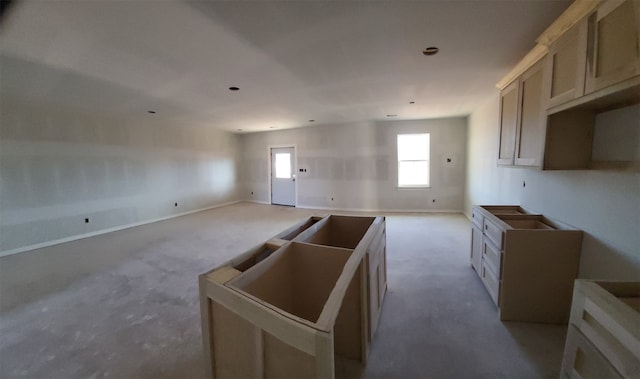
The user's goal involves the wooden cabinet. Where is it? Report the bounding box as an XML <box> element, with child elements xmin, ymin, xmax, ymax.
<box><xmin>498</xmin><ymin>0</ymin><xmax>640</xmax><ymax>171</ymax></box>
<box><xmin>498</xmin><ymin>58</ymin><xmax>546</xmax><ymax>167</ymax></box>
<box><xmin>515</xmin><ymin>60</ymin><xmax>546</xmax><ymax>166</ymax></box>
<box><xmin>470</xmin><ymin>205</ymin><xmax>582</xmax><ymax>323</ymax></box>
<box><xmin>498</xmin><ymin>80</ymin><xmax>519</xmax><ymax>166</ymax></box>
<box><xmin>560</xmin><ymin>280</ymin><xmax>640</xmax><ymax>378</ymax></box>
<box><xmin>585</xmin><ymin>0</ymin><xmax>640</xmax><ymax>94</ymax></box>
<box><xmin>546</xmin><ymin>20</ymin><xmax>588</xmax><ymax>108</ymax></box>
<box><xmin>199</xmin><ymin>215</ymin><xmax>387</xmax><ymax>379</ymax></box>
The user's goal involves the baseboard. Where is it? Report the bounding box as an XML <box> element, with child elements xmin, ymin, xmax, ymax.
<box><xmin>0</xmin><ymin>200</ymin><xmax>242</xmax><ymax>257</ymax></box>
<box><xmin>244</xmin><ymin>199</ymin><xmax>271</xmax><ymax>205</ymax></box>
<box><xmin>295</xmin><ymin>204</ymin><xmax>462</xmax><ymax>214</ymax></box>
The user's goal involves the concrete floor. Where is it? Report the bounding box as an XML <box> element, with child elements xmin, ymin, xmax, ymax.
<box><xmin>0</xmin><ymin>202</ymin><xmax>567</xmax><ymax>378</ymax></box>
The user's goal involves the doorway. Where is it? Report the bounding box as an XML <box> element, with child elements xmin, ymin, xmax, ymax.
<box><xmin>270</xmin><ymin>147</ymin><xmax>296</xmax><ymax>206</ymax></box>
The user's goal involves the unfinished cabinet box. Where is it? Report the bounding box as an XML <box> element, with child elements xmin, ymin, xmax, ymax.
<box><xmin>498</xmin><ymin>0</ymin><xmax>640</xmax><ymax>171</ymax></box>
<box><xmin>470</xmin><ymin>205</ymin><xmax>582</xmax><ymax>323</ymax></box>
<box><xmin>199</xmin><ymin>215</ymin><xmax>386</xmax><ymax>379</ymax></box>
<box><xmin>560</xmin><ymin>280</ymin><xmax>640</xmax><ymax>378</ymax></box>
<box><xmin>497</xmin><ymin>57</ymin><xmax>546</xmax><ymax>168</ymax></box>
<box><xmin>498</xmin><ymin>80</ymin><xmax>520</xmax><ymax>166</ymax></box>
<box><xmin>546</xmin><ymin>20</ymin><xmax>588</xmax><ymax>109</ymax></box>
<box><xmin>584</xmin><ymin>0</ymin><xmax>640</xmax><ymax>95</ymax></box>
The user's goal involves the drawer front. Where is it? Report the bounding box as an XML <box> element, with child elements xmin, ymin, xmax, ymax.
<box><xmin>481</xmin><ymin>260</ymin><xmax>500</xmax><ymax>306</ymax></box>
<box><xmin>483</xmin><ymin>218</ymin><xmax>504</xmax><ymax>249</ymax></box>
<box><xmin>482</xmin><ymin>239</ymin><xmax>502</xmax><ymax>277</ymax></box>
<box><xmin>471</xmin><ymin>207</ymin><xmax>484</xmax><ymax>228</ymax></box>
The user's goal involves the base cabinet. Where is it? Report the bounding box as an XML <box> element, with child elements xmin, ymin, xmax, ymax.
<box><xmin>560</xmin><ymin>280</ymin><xmax>640</xmax><ymax>378</ymax></box>
<box><xmin>199</xmin><ymin>215</ymin><xmax>387</xmax><ymax>379</ymax></box>
<box><xmin>470</xmin><ymin>205</ymin><xmax>582</xmax><ymax>323</ymax></box>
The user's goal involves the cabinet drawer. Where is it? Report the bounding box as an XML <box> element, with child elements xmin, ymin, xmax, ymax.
<box><xmin>482</xmin><ymin>239</ymin><xmax>502</xmax><ymax>277</ymax></box>
<box><xmin>483</xmin><ymin>218</ymin><xmax>504</xmax><ymax>249</ymax></box>
<box><xmin>481</xmin><ymin>260</ymin><xmax>500</xmax><ymax>306</ymax></box>
<box><xmin>471</xmin><ymin>207</ymin><xmax>483</xmax><ymax>228</ymax></box>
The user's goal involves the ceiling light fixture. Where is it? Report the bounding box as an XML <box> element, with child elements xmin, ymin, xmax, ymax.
<box><xmin>422</xmin><ymin>47</ymin><xmax>439</xmax><ymax>56</ymax></box>
<box><xmin>229</xmin><ymin>86</ymin><xmax>240</xmax><ymax>91</ymax></box>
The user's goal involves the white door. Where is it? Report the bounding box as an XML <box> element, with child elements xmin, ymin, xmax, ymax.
<box><xmin>271</xmin><ymin>147</ymin><xmax>296</xmax><ymax>206</ymax></box>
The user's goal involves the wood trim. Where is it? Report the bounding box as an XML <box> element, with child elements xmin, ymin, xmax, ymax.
<box><xmin>535</xmin><ymin>0</ymin><xmax>604</xmax><ymax>46</ymax></box>
<box><xmin>496</xmin><ymin>45</ymin><xmax>548</xmax><ymax>90</ymax></box>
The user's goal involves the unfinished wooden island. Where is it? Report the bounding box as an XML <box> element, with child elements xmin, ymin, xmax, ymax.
<box><xmin>199</xmin><ymin>215</ymin><xmax>387</xmax><ymax>379</ymax></box>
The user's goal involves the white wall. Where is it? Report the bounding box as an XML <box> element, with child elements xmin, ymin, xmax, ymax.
<box><xmin>0</xmin><ymin>97</ymin><xmax>240</xmax><ymax>254</ymax></box>
<box><xmin>240</xmin><ymin>118</ymin><xmax>467</xmax><ymax>212</ymax></box>
<box><xmin>465</xmin><ymin>96</ymin><xmax>640</xmax><ymax>280</ymax></box>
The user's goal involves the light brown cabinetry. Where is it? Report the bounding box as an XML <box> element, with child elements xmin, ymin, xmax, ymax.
<box><xmin>560</xmin><ymin>280</ymin><xmax>640</xmax><ymax>378</ymax></box>
<box><xmin>498</xmin><ymin>59</ymin><xmax>546</xmax><ymax>167</ymax></box>
<box><xmin>470</xmin><ymin>205</ymin><xmax>582</xmax><ymax>323</ymax></box>
<box><xmin>546</xmin><ymin>20</ymin><xmax>588</xmax><ymax>108</ymax></box>
<box><xmin>199</xmin><ymin>215</ymin><xmax>387</xmax><ymax>379</ymax></box>
<box><xmin>498</xmin><ymin>0</ymin><xmax>640</xmax><ymax>171</ymax></box>
<box><xmin>498</xmin><ymin>80</ymin><xmax>519</xmax><ymax>166</ymax></box>
<box><xmin>585</xmin><ymin>0</ymin><xmax>640</xmax><ymax>94</ymax></box>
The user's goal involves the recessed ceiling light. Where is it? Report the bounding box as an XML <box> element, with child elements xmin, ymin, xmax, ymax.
<box><xmin>422</xmin><ymin>47</ymin><xmax>439</xmax><ymax>56</ymax></box>
<box><xmin>147</xmin><ymin>110</ymin><xmax>156</xmax><ymax>114</ymax></box>
<box><xmin>229</xmin><ymin>86</ymin><xmax>240</xmax><ymax>91</ymax></box>
<box><xmin>387</xmin><ymin>114</ymin><xmax>397</xmax><ymax>117</ymax></box>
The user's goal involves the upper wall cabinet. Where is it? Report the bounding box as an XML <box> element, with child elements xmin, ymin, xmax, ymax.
<box><xmin>546</xmin><ymin>20</ymin><xmax>588</xmax><ymax>108</ymax></box>
<box><xmin>515</xmin><ymin>59</ymin><xmax>546</xmax><ymax>166</ymax></box>
<box><xmin>584</xmin><ymin>0</ymin><xmax>640</xmax><ymax>94</ymax></box>
<box><xmin>497</xmin><ymin>0</ymin><xmax>640</xmax><ymax>171</ymax></box>
<box><xmin>498</xmin><ymin>81</ymin><xmax>519</xmax><ymax>166</ymax></box>
<box><xmin>498</xmin><ymin>58</ymin><xmax>546</xmax><ymax>167</ymax></box>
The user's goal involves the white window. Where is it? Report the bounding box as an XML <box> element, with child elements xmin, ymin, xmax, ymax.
<box><xmin>397</xmin><ymin>133</ymin><xmax>430</xmax><ymax>187</ymax></box>
<box><xmin>274</xmin><ymin>153</ymin><xmax>292</xmax><ymax>179</ymax></box>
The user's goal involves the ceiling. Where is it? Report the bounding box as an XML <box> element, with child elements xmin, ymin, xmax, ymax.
<box><xmin>0</xmin><ymin>0</ymin><xmax>571</xmax><ymax>133</ymax></box>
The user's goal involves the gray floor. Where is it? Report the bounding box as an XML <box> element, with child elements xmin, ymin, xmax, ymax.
<box><xmin>0</xmin><ymin>202</ymin><xmax>567</xmax><ymax>378</ymax></box>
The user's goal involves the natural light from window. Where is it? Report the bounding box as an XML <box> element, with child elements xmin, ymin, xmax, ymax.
<box><xmin>274</xmin><ymin>153</ymin><xmax>291</xmax><ymax>179</ymax></box>
<box><xmin>397</xmin><ymin>133</ymin><xmax>430</xmax><ymax>187</ymax></box>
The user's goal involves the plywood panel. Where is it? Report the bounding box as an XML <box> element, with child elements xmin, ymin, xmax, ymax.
<box><xmin>211</xmin><ymin>301</ymin><xmax>261</xmax><ymax>379</ymax></box>
<box><xmin>263</xmin><ymin>331</ymin><xmax>316</xmax><ymax>379</ymax></box>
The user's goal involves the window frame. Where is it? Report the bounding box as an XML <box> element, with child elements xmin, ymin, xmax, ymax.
<box><xmin>396</xmin><ymin>133</ymin><xmax>431</xmax><ymax>189</ymax></box>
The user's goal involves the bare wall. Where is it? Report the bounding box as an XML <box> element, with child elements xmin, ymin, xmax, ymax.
<box><xmin>0</xmin><ymin>97</ymin><xmax>240</xmax><ymax>254</ymax></box>
<box><xmin>465</xmin><ymin>96</ymin><xmax>640</xmax><ymax>280</ymax></box>
<box><xmin>240</xmin><ymin>118</ymin><xmax>467</xmax><ymax>211</ymax></box>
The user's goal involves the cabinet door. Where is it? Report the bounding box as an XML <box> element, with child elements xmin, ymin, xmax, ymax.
<box><xmin>470</xmin><ymin>225</ymin><xmax>483</xmax><ymax>272</ymax></box>
<box><xmin>546</xmin><ymin>20</ymin><xmax>588</xmax><ymax>108</ymax></box>
<box><xmin>585</xmin><ymin>0</ymin><xmax>640</xmax><ymax>94</ymax></box>
<box><xmin>514</xmin><ymin>59</ymin><xmax>546</xmax><ymax>166</ymax></box>
<box><xmin>497</xmin><ymin>80</ymin><xmax>519</xmax><ymax>166</ymax></box>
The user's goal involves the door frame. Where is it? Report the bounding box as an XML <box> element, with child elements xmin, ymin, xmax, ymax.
<box><xmin>268</xmin><ymin>144</ymin><xmax>297</xmax><ymax>206</ymax></box>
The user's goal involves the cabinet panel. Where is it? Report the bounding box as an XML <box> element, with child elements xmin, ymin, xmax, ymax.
<box><xmin>546</xmin><ymin>20</ymin><xmax>588</xmax><ymax>108</ymax></box>
<box><xmin>515</xmin><ymin>60</ymin><xmax>545</xmax><ymax>166</ymax></box>
<box><xmin>482</xmin><ymin>239</ymin><xmax>502</xmax><ymax>277</ymax></box>
<box><xmin>470</xmin><ymin>225</ymin><xmax>483</xmax><ymax>272</ymax></box>
<box><xmin>498</xmin><ymin>81</ymin><xmax>519</xmax><ymax>165</ymax></box>
<box><xmin>480</xmin><ymin>260</ymin><xmax>500</xmax><ymax>306</ymax></box>
<box><xmin>562</xmin><ymin>325</ymin><xmax>624</xmax><ymax>379</ymax></box>
<box><xmin>585</xmin><ymin>0</ymin><xmax>640</xmax><ymax>93</ymax></box>
<box><xmin>483</xmin><ymin>218</ymin><xmax>503</xmax><ymax>249</ymax></box>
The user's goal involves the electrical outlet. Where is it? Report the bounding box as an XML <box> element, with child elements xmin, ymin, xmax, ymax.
<box><xmin>174</xmin><ymin>202</ymin><xmax>178</xmax><ymax>207</ymax></box>
<box><xmin>85</xmin><ymin>218</ymin><xmax>90</xmax><ymax>223</ymax></box>
<box><xmin>251</xmin><ymin>191</ymin><xmax>254</xmax><ymax>195</ymax></box>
